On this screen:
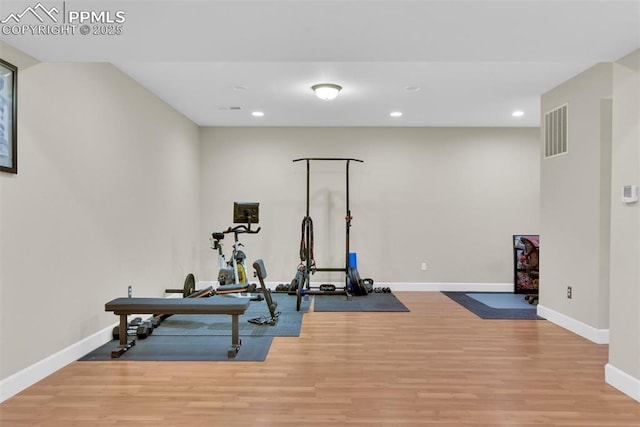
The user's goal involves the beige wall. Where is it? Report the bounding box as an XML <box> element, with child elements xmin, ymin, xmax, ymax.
<box><xmin>540</xmin><ymin>49</ymin><xmax>640</xmax><ymax>400</ymax></box>
<box><xmin>609</xmin><ymin>49</ymin><xmax>640</xmax><ymax>379</ymax></box>
<box><xmin>540</xmin><ymin>63</ymin><xmax>613</xmax><ymax>330</ymax></box>
<box><xmin>0</xmin><ymin>43</ymin><xmax>201</xmax><ymax>380</ymax></box>
<box><xmin>199</xmin><ymin>127</ymin><xmax>540</xmax><ymax>286</ymax></box>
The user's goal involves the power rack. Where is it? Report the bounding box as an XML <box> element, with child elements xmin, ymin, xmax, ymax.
<box><xmin>291</xmin><ymin>157</ymin><xmax>365</xmax><ymax>309</ymax></box>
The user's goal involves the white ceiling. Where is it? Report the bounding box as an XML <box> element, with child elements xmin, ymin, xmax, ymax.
<box><xmin>2</xmin><ymin>0</ymin><xmax>639</xmax><ymax>127</ymax></box>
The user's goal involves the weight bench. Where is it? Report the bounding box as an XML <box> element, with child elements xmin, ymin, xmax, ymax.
<box><xmin>105</xmin><ymin>297</ymin><xmax>250</xmax><ymax>359</ymax></box>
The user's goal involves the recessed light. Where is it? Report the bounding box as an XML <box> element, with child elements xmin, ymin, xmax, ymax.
<box><xmin>512</xmin><ymin>110</ymin><xmax>524</xmax><ymax>117</ymax></box>
<box><xmin>252</xmin><ymin>111</ymin><xmax>264</xmax><ymax>117</ymax></box>
<box><xmin>390</xmin><ymin>112</ymin><xmax>403</xmax><ymax>117</ymax></box>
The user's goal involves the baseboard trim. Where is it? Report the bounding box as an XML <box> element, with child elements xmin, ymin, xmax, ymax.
<box><xmin>605</xmin><ymin>363</ymin><xmax>640</xmax><ymax>403</ymax></box>
<box><xmin>536</xmin><ymin>304</ymin><xmax>610</xmax><ymax>344</ymax></box>
<box><xmin>0</xmin><ymin>325</ymin><xmax>114</xmax><ymax>403</ymax></box>
<box><xmin>199</xmin><ymin>280</ymin><xmax>513</xmax><ymax>293</ymax></box>
<box><xmin>375</xmin><ymin>282</ymin><xmax>513</xmax><ymax>292</ymax></box>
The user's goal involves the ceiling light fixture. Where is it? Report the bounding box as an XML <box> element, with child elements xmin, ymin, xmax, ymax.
<box><xmin>311</xmin><ymin>83</ymin><xmax>342</xmax><ymax>100</ymax></box>
<box><xmin>512</xmin><ymin>110</ymin><xmax>524</xmax><ymax>117</ymax></box>
<box><xmin>390</xmin><ymin>111</ymin><xmax>403</xmax><ymax>117</ymax></box>
<box><xmin>252</xmin><ymin>111</ymin><xmax>264</xmax><ymax>117</ymax></box>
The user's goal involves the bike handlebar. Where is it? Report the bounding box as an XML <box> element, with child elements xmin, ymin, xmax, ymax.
<box><xmin>223</xmin><ymin>224</ymin><xmax>261</xmax><ymax>234</ymax></box>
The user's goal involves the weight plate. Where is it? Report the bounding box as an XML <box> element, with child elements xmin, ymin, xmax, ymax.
<box><xmin>348</xmin><ymin>266</ymin><xmax>366</xmax><ymax>295</ymax></box>
<box><xmin>183</xmin><ymin>273</ymin><xmax>196</xmax><ymax>298</ymax></box>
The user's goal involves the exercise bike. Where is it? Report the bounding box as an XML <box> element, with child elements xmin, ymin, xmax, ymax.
<box><xmin>210</xmin><ymin>223</ymin><xmax>261</xmax><ymax>298</ymax></box>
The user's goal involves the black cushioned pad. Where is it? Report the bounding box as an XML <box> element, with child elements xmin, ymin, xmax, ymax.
<box><xmin>216</xmin><ymin>283</ymin><xmax>251</xmax><ymax>293</ymax></box>
<box><xmin>105</xmin><ymin>297</ymin><xmax>250</xmax><ymax>315</ymax></box>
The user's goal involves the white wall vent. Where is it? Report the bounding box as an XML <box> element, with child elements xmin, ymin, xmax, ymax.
<box><xmin>544</xmin><ymin>104</ymin><xmax>568</xmax><ymax>158</ymax></box>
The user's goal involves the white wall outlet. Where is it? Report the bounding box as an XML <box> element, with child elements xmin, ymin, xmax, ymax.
<box><xmin>622</xmin><ymin>185</ymin><xmax>638</xmax><ymax>203</ymax></box>
<box><xmin>421</xmin><ymin>262</ymin><xmax>427</xmax><ymax>271</ymax></box>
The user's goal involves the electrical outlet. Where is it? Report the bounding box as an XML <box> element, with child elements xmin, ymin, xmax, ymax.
<box><xmin>128</xmin><ymin>285</ymin><xmax>132</xmax><ymax>298</ymax></box>
<box><xmin>567</xmin><ymin>286</ymin><xmax>572</xmax><ymax>299</ymax></box>
<box><xmin>421</xmin><ymin>262</ymin><xmax>427</xmax><ymax>271</ymax></box>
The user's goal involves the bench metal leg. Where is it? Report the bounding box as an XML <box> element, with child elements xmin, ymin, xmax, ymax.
<box><xmin>111</xmin><ymin>314</ymin><xmax>135</xmax><ymax>358</ymax></box>
<box><xmin>119</xmin><ymin>315</ymin><xmax>127</xmax><ymax>346</ymax></box>
<box><xmin>228</xmin><ymin>313</ymin><xmax>242</xmax><ymax>358</ymax></box>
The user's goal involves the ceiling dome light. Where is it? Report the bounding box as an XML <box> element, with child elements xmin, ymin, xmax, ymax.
<box><xmin>311</xmin><ymin>83</ymin><xmax>342</xmax><ymax>100</ymax></box>
<box><xmin>390</xmin><ymin>111</ymin><xmax>403</xmax><ymax>117</ymax></box>
<box><xmin>252</xmin><ymin>111</ymin><xmax>264</xmax><ymax>117</ymax></box>
<box><xmin>512</xmin><ymin>110</ymin><xmax>524</xmax><ymax>117</ymax></box>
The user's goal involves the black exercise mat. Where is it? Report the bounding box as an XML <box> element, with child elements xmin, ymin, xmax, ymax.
<box><xmin>313</xmin><ymin>292</ymin><xmax>410</xmax><ymax>312</ymax></box>
<box><xmin>152</xmin><ymin>292</ymin><xmax>311</xmax><ymax>337</ymax></box>
<box><xmin>154</xmin><ymin>311</ymin><xmax>304</xmax><ymax>337</ymax></box>
<box><xmin>442</xmin><ymin>292</ymin><xmax>545</xmax><ymax>320</ymax></box>
<box><xmin>266</xmin><ymin>291</ymin><xmax>313</xmax><ymax>314</ymax></box>
<box><xmin>221</xmin><ymin>291</ymin><xmax>312</xmax><ymax>314</ymax></box>
<box><xmin>78</xmin><ymin>335</ymin><xmax>272</xmax><ymax>362</ymax></box>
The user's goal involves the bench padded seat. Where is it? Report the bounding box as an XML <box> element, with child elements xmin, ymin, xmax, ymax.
<box><xmin>105</xmin><ymin>297</ymin><xmax>249</xmax><ymax>315</ymax></box>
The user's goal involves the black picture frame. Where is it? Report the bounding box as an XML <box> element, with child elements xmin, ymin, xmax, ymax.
<box><xmin>0</xmin><ymin>58</ymin><xmax>17</xmax><ymax>174</ymax></box>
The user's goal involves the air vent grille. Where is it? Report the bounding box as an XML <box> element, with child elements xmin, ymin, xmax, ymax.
<box><xmin>544</xmin><ymin>104</ymin><xmax>568</xmax><ymax>158</ymax></box>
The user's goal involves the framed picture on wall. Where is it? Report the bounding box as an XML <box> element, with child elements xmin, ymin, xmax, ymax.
<box><xmin>513</xmin><ymin>235</ymin><xmax>539</xmax><ymax>294</ymax></box>
<box><xmin>0</xmin><ymin>58</ymin><xmax>17</xmax><ymax>174</ymax></box>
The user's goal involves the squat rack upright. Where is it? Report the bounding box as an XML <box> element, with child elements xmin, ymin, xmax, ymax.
<box><xmin>293</xmin><ymin>157</ymin><xmax>364</xmax><ymax>295</ymax></box>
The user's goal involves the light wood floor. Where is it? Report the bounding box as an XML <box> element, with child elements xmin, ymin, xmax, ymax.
<box><xmin>1</xmin><ymin>292</ymin><xmax>639</xmax><ymax>426</ymax></box>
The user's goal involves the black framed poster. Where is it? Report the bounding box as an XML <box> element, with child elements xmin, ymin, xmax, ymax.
<box><xmin>0</xmin><ymin>58</ymin><xmax>17</xmax><ymax>174</ymax></box>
